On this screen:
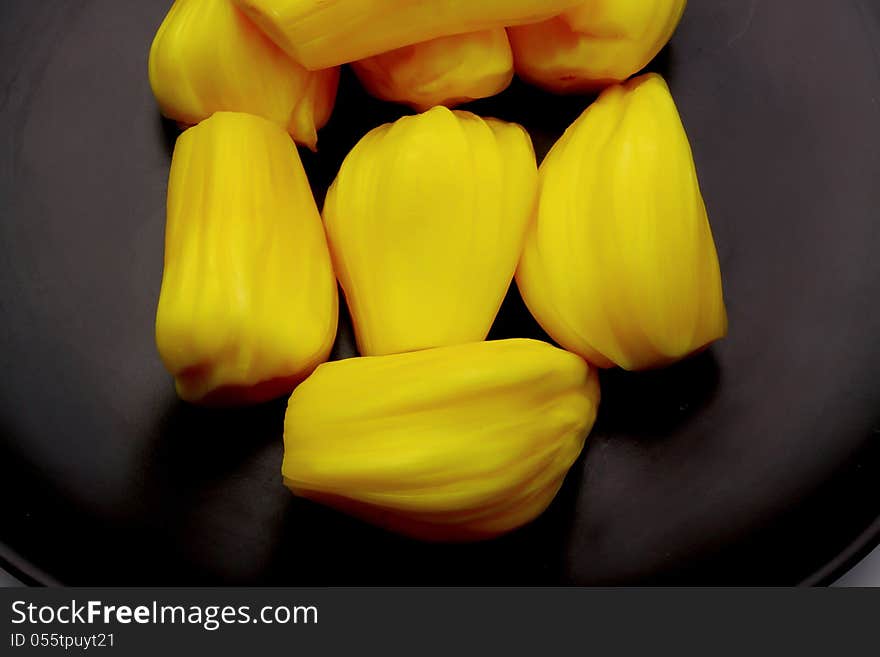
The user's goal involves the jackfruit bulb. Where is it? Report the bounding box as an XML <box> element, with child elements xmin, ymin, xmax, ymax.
<box><xmin>233</xmin><ymin>0</ymin><xmax>581</xmax><ymax>69</ymax></box>
<box><xmin>323</xmin><ymin>106</ymin><xmax>538</xmax><ymax>357</ymax></box>
<box><xmin>508</xmin><ymin>0</ymin><xmax>687</xmax><ymax>93</ymax></box>
<box><xmin>517</xmin><ymin>74</ymin><xmax>727</xmax><ymax>371</ymax></box>
<box><xmin>282</xmin><ymin>339</ymin><xmax>601</xmax><ymax>541</ymax></box>
<box><xmin>156</xmin><ymin>112</ymin><xmax>338</xmax><ymax>405</ymax></box>
<box><xmin>352</xmin><ymin>29</ymin><xmax>514</xmax><ymax>111</ymax></box>
<box><xmin>148</xmin><ymin>0</ymin><xmax>339</xmax><ymax>150</ymax></box>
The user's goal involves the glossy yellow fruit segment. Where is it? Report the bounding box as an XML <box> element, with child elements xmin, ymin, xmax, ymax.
<box><xmin>352</xmin><ymin>29</ymin><xmax>514</xmax><ymax>111</ymax></box>
<box><xmin>508</xmin><ymin>0</ymin><xmax>687</xmax><ymax>93</ymax></box>
<box><xmin>517</xmin><ymin>74</ymin><xmax>727</xmax><ymax>371</ymax></box>
<box><xmin>233</xmin><ymin>0</ymin><xmax>580</xmax><ymax>70</ymax></box>
<box><xmin>156</xmin><ymin>112</ymin><xmax>338</xmax><ymax>405</ymax></box>
<box><xmin>323</xmin><ymin>106</ymin><xmax>538</xmax><ymax>357</ymax></box>
<box><xmin>148</xmin><ymin>0</ymin><xmax>339</xmax><ymax>150</ymax></box>
<box><xmin>282</xmin><ymin>339</ymin><xmax>600</xmax><ymax>541</ymax></box>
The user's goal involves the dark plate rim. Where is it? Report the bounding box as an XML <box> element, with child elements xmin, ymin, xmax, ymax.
<box><xmin>2</xmin><ymin>515</ymin><xmax>878</xmax><ymax>587</ymax></box>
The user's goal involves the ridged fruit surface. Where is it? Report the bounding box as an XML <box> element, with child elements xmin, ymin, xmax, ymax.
<box><xmin>148</xmin><ymin>0</ymin><xmax>339</xmax><ymax>150</ymax></box>
<box><xmin>517</xmin><ymin>74</ymin><xmax>727</xmax><ymax>371</ymax></box>
<box><xmin>352</xmin><ymin>29</ymin><xmax>514</xmax><ymax>111</ymax></box>
<box><xmin>156</xmin><ymin>112</ymin><xmax>338</xmax><ymax>405</ymax></box>
<box><xmin>508</xmin><ymin>0</ymin><xmax>687</xmax><ymax>93</ymax></box>
<box><xmin>323</xmin><ymin>106</ymin><xmax>538</xmax><ymax>357</ymax></box>
<box><xmin>233</xmin><ymin>0</ymin><xmax>580</xmax><ymax>69</ymax></box>
<box><xmin>282</xmin><ymin>339</ymin><xmax>601</xmax><ymax>541</ymax></box>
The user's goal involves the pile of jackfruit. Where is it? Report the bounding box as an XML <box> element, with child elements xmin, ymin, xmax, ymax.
<box><xmin>151</xmin><ymin>0</ymin><xmax>727</xmax><ymax>542</ymax></box>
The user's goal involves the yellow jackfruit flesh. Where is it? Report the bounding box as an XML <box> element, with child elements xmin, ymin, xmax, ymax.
<box><xmin>233</xmin><ymin>0</ymin><xmax>581</xmax><ymax>70</ymax></box>
<box><xmin>352</xmin><ymin>29</ymin><xmax>514</xmax><ymax>112</ymax></box>
<box><xmin>508</xmin><ymin>0</ymin><xmax>687</xmax><ymax>93</ymax></box>
<box><xmin>155</xmin><ymin>112</ymin><xmax>338</xmax><ymax>405</ymax></box>
<box><xmin>148</xmin><ymin>0</ymin><xmax>339</xmax><ymax>150</ymax></box>
<box><xmin>282</xmin><ymin>339</ymin><xmax>600</xmax><ymax>541</ymax></box>
<box><xmin>516</xmin><ymin>74</ymin><xmax>727</xmax><ymax>371</ymax></box>
<box><xmin>323</xmin><ymin>106</ymin><xmax>538</xmax><ymax>357</ymax></box>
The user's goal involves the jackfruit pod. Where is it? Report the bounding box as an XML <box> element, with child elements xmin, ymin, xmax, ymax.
<box><xmin>233</xmin><ymin>0</ymin><xmax>581</xmax><ymax>70</ymax></box>
<box><xmin>282</xmin><ymin>339</ymin><xmax>600</xmax><ymax>541</ymax></box>
<box><xmin>323</xmin><ymin>106</ymin><xmax>538</xmax><ymax>357</ymax></box>
<box><xmin>508</xmin><ymin>0</ymin><xmax>687</xmax><ymax>93</ymax></box>
<box><xmin>516</xmin><ymin>74</ymin><xmax>727</xmax><ymax>370</ymax></box>
<box><xmin>352</xmin><ymin>28</ymin><xmax>514</xmax><ymax>111</ymax></box>
<box><xmin>156</xmin><ymin>112</ymin><xmax>338</xmax><ymax>405</ymax></box>
<box><xmin>148</xmin><ymin>0</ymin><xmax>339</xmax><ymax>150</ymax></box>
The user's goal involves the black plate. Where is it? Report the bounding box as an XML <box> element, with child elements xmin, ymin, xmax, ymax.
<box><xmin>1</xmin><ymin>0</ymin><xmax>879</xmax><ymax>586</ymax></box>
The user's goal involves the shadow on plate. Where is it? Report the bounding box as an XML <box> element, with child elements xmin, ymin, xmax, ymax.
<box><xmin>260</xmin><ymin>453</ymin><xmax>586</xmax><ymax>586</ymax></box>
<box><xmin>157</xmin><ymin>114</ymin><xmax>178</xmax><ymax>160</ymax></box>
<box><xmin>149</xmin><ymin>397</ymin><xmax>286</xmax><ymax>490</ymax></box>
<box><xmin>594</xmin><ymin>349</ymin><xmax>722</xmax><ymax>437</ymax></box>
